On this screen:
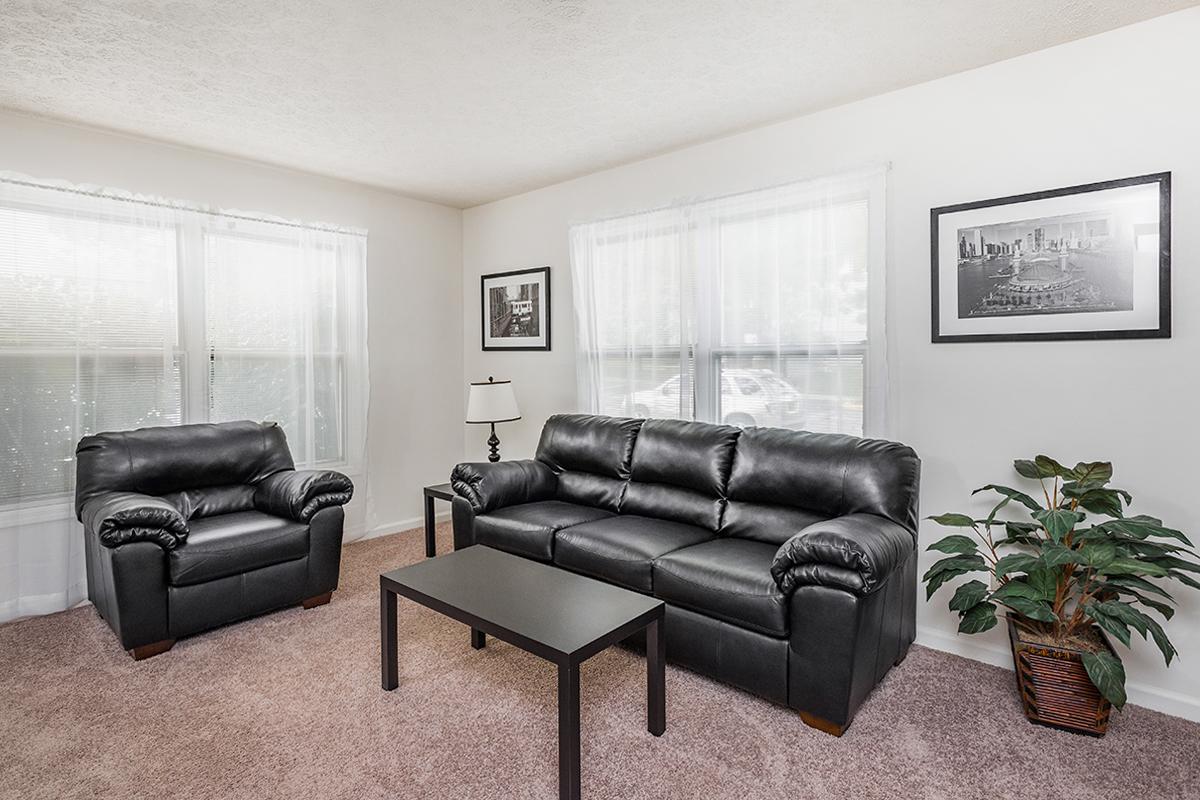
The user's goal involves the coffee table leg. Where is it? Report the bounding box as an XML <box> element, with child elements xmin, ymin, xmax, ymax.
<box><xmin>471</xmin><ymin>628</ymin><xmax>486</xmax><ymax>649</ymax></box>
<box><xmin>381</xmin><ymin>583</ymin><xmax>398</xmax><ymax>690</ymax></box>
<box><xmin>647</xmin><ymin>617</ymin><xmax>665</xmax><ymax>736</ymax></box>
<box><xmin>423</xmin><ymin>494</ymin><xmax>437</xmax><ymax>558</ymax></box>
<box><xmin>558</xmin><ymin>662</ymin><xmax>581</xmax><ymax>800</ymax></box>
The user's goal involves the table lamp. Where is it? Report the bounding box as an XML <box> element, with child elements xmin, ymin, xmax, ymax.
<box><xmin>466</xmin><ymin>377</ymin><xmax>521</xmax><ymax>462</ymax></box>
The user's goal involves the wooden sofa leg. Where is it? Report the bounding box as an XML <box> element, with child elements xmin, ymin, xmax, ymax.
<box><xmin>799</xmin><ymin>711</ymin><xmax>847</xmax><ymax>737</ymax></box>
<box><xmin>129</xmin><ymin>639</ymin><xmax>175</xmax><ymax>661</ymax></box>
<box><xmin>302</xmin><ymin>591</ymin><xmax>333</xmax><ymax>609</ymax></box>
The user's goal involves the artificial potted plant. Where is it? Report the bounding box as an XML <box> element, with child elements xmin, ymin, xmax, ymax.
<box><xmin>926</xmin><ymin>456</ymin><xmax>1199</xmax><ymax>735</ymax></box>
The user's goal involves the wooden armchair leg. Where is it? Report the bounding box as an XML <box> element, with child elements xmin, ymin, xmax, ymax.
<box><xmin>302</xmin><ymin>591</ymin><xmax>333</xmax><ymax>609</ymax></box>
<box><xmin>129</xmin><ymin>639</ymin><xmax>175</xmax><ymax>661</ymax></box>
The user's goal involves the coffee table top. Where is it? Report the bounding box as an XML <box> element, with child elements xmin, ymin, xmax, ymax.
<box><xmin>381</xmin><ymin>545</ymin><xmax>663</xmax><ymax>662</ymax></box>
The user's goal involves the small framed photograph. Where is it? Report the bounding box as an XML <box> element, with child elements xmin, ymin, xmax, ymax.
<box><xmin>931</xmin><ymin>172</ymin><xmax>1170</xmax><ymax>343</ymax></box>
<box><xmin>481</xmin><ymin>266</ymin><xmax>551</xmax><ymax>351</ymax></box>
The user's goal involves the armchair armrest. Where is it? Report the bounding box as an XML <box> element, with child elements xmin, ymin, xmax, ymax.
<box><xmin>81</xmin><ymin>492</ymin><xmax>190</xmax><ymax>551</ymax></box>
<box><xmin>770</xmin><ymin>513</ymin><xmax>915</xmax><ymax>596</ymax></box>
<box><xmin>451</xmin><ymin>459</ymin><xmax>557</xmax><ymax>514</ymax></box>
<box><xmin>254</xmin><ymin>469</ymin><xmax>354</xmax><ymax>523</ymax></box>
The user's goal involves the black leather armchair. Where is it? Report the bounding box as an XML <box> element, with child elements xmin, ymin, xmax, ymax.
<box><xmin>452</xmin><ymin>414</ymin><xmax>920</xmax><ymax>735</ymax></box>
<box><xmin>75</xmin><ymin>420</ymin><xmax>353</xmax><ymax>659</ymax></box>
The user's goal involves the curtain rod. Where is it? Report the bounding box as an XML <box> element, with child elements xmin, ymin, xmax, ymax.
<box><xmin>0</xmin><ymin>175</ymin><xmax>368</xmax><ymax>238</ymax></box>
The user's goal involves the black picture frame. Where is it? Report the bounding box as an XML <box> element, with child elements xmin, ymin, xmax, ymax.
<box><xmin>480</xmin><ymin>266</ymin><xmax>551</xmax><ymax>351</ymax></box>
<box><xmin>931</xmin><ymin>172</ymin><xmax>1171</xmax><ymax>343</ymax></box>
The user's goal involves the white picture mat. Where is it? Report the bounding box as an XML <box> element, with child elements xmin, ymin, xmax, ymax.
<box><xmin>483</xmin><ymin>271</ymin><xmax>547</xmax><ymax>347</ymax></box>
<box><xmin>937</xmin><ymin>183</ymin><xmax>1161</xmax><ymax>337</ymax></box>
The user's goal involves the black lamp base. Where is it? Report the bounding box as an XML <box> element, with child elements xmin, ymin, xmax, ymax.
<box><xmin>487</xmin><ymin>423</ymin><xmax>501</xmax><ymax>463</ymax></box>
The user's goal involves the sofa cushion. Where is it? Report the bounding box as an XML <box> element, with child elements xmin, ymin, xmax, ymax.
<box><xmin>653</xmin><ymin>538</ymin><xmax>788</xmax><ymax>637</ymax></box>
<box><xmin>553</xmin><ymin>515</ymin><xmax>713</xmax><ymax>592</ymax></box>
<box><xmin>727</xmin><ymin>427</ymin><xmax>921</xmax><ymax>533</ymax></box>
<box><xmin>474</xmin><ymin>501</ymin><xmax>613</xmax><ymax>562</ymax></box>
<box><xmin>621</xmin><ymin>418</ymin><xmax>741</xmax><ymax>530</ymax></box>
<box><xmin>721</xmin><ymin>500</ymin><xmax>829</xmax><ymax>546</ymax></box>
<box><xmin>168</xmin><ymin>510</ymin><xmax>308</xmax><ymax>587</ymax></box>
<box><xmin>536</xmin><ymin>414</ymin><xmax>644</xmax><ymax>511</ymax></box>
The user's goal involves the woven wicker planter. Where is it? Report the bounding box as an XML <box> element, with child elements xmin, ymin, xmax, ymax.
<box><xmin>1007</xmin><ymin>616</ymin><xmax>1114</xmax><ymax>736</ymax></box>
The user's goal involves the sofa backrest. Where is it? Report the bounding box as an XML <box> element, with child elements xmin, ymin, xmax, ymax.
<box><xmin>535</xmin><ymin>414</ymin><xmax>643</xmax><ymax>511</ymax></box>
<box><xmin>723</xmin><ymin>427</ymin><xmax>921</xmax><ymax>545</ymax></box>
<box><xmin>75</xmin><ymin>420</ymin><xmax>295</xmax><ymax>517</ymax></box>
<box><xmin>621</xmin><ymin>418</ymin><xmax>740</xmax><ymax>531</ymax></box>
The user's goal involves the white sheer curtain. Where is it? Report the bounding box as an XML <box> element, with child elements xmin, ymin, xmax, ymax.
<box><xmin>0</xmin><ymin>174</ymin><xmax>369</xmax><ymax>624</ymax></box>
<box><xmin>570</xmin><ymin>166</ymin><xmax>887</xmax><ymax>437</ymax></box>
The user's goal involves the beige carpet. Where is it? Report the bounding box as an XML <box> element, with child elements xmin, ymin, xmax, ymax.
<box><xmin>2</xmin><ymin>523</ymin><xmax>1199</xmax><ymax>800</ymax></box>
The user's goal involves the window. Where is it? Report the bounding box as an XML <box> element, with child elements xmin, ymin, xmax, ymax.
<box><xmin>0</xmin><ymin>176</ymin><xmax>368</xmax><ymax>508</ymax></box>
<box><xmin>570</xmin><ymin>167</ymin><xmax>886</xmax><ymax>437</ymax></box>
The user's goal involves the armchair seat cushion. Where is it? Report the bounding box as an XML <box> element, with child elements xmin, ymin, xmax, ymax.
<box><xmin>553</xmin><ymin>515</ymin><xmax>714</xmax><ymax>592</ymax></box>
<box><xmin>653</xmin><ymin>538</ymin><xmax>788</xmax><ymax>637</ymax></box>
<box><xmin>168</xmin><ymin>511</ymin><xmax>309</xmax><ymax>587</ymax></box>
<box><xmin>474</xmin><ymin>501</ymin><xmax>614</xmax><ymax>562</ymax></box>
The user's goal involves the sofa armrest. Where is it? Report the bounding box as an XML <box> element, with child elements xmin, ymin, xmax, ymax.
<box><xmin>254</xmin><ymin>469</ymin><xmax>354</xmax><ymax>523</ymax></box>
<box><xmin>81</xmin><ymin>492</ymin><xmax>190</xmax><ymax>551</ymax></box>
<box><xmin>451</xmin><ymin>460</ymin><xmax>557</xmax><ymax>514</ymax></box>
<box><xmin>771</xmin><ymin>513</ymin><xmax>915</xmax><ymax>596</ymax></box>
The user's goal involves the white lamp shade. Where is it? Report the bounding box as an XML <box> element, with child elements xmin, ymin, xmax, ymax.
<box><xmin>466</xmin><ymin>379</ymin><xmax>521</xmax><ymax>423</ymax></box>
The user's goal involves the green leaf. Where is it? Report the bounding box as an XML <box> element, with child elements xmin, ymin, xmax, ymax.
<box><xmin>1147</xmin><ymin>556</ymin><xmax>1200</xmax><ymax>574</ymax></box>
<box><xmin>923</xmin><ymin>554</ymin><xmax>988</xmax><ymax>580</ymax></box>
<box><xmin>1081</xmin><ymin>651</ymin><xmax>1127</xmax><ymax>709</ymax></box>
<box><xmin>995</xmin><ymin>553</ymin><xmax>1040</xmax><ymax>579</ymax></box>
<box><xmin>948</xmin><ymin>580</ymin><xmax>990</xmax><ymax>613</ymax></box>
<box><xmin>999</xmin><ymin>596</ymin><xmax>1057</xmax><ymax>623</ymax></box>
<box><xmin>991</xmin><ymin>579</ymin><xmax>1042</xmax><ymax>602</ymax></box>
<box><xmin>1098</xmin><ymin>516</ymin><xmax>1192</xmax><ymax>547</ymax></box>
<box><xmin>1014</xmin><ymin>458</ymin><xmax>1049</xmax><ymax>479</ymax></box>
<box><xmin>1099</xmin><ymin>558</ymin><xmax>1170</xmax><ymax>578</ymax></box>
<box><xmin>973</xmin><ymin>484</ymin><xmax>1042</xmax><ymax>512</ymax></box>
<box><xmin>1100</xmin><ymin>585</ymin><xmax>1175</xmax><ymax>621</ymax></box>
<box><xmin>927</xmin><ymin>534</ymin><xmax>980</xmax><ymax>555</ymax></box>
<box><xmin>1084</xmin><ymin>603</ymin><xmax>1132</xmax><ymax>647</ymax></box>
<box><xmin>1101</xmin><ymin>574</ymin><xmax>1174</xmax><ymax>601</ymax></box>
<box><xmin>1144</xmin><ymin>616</ymin><xmax>1178</xmax><ymax>667</ymax></box>
<box><xmin>1079</xmin><ymin>541</ymin><xmax>1117</xmax><ymax>569</ymax></box>
<box><xmin>1065</xmin><ymin>488</ymin><xmax>1126</xmax><ymax>517</ymax></box>
<box><xmin>1071</xmin><ymin>461</ymin><xmax>1113</xmax><ymax>485</ymax></box>
<box><xmin>1034</xmin><ymin>508</ymin><xmax>1085</xmax><ymax>543</ymax></box>
<box><xmin>997</xmin><ymin>521</ymin><xmax>1041</xmax><ymax>546</ymax></box>
<box><xmin>957</xmin><ymin>601</ymin><xmax>999</xmax><ymax>634</ymax></box>
<box><xmin>1041</xmin><ymin>542</ymin><xmax>1082</xmax><ymax>568</ymax></box>
<box><xmin>1026</xmin><ymin>567</ymin><xmax>1059</xmax><ymax>602</ymax></box>
<box><xmin>1034</xmin><ymin>455</ymin><xmax>1075</xmax><ymax>480</ymax></box>
<box><xmin>1091</xmin><ymin>600</ymin><xmax>1150</xmax><ymax>638</ymax></box>
<box><xmin>928</xmin><ymin>513</ymin><xmax>978</xmax><ymax>529</ymax></box>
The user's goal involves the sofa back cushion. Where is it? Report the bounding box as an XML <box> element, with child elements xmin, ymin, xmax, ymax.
<box><xmin>723</xmin><ymin>427</ymin><xmax>920</xmax><ymax>544</ymax></box>
<box><xmin>75</xmin><ymin>420</ymin><xmax>295</xmax><ymax>516</ymax></box>
<box><xmin>621</xmin><ymin>419</ymin><xmax>740</xmax><ymax>530</ymax></box>
<box><xmin>535</xmin><ymin>414</ymin><xmax>643</xmax><ymax>511</ymax></box>
<box><xmin>160</xmin><ymin>484</ymin><xmax>257</xmax><ymax>520</ymax></box>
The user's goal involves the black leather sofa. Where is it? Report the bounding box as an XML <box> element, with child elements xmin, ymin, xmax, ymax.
<box><xmin>75</xmin><ymin>420</ymin><xmax>353</xmax><ymax>659</ymax></box>
<box><xmin>451</xmin><ymin>414</ymin><xmax>920</xmax><ymax>735</ymax></box>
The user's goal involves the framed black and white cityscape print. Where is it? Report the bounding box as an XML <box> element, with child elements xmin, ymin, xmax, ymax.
<box><xmin>931</xmin><ymin>172</ymin><xmax>1170</xmax><ymax>343</ymax></box>
<box><xmin>481</xmin><ymin>266</ymin><xmax>551</xmax><ymax>351</ymax></box>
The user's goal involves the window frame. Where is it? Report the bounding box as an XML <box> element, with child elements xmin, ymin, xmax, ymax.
<box><xmin>578</xmin><ymin>171</ymin><xmax>885</xmax><ymax>435</ymax></box>
<box><xmin>0</xmin><ymin>198</ymin><xmax>357</xmax><ymax>515</ymax></box>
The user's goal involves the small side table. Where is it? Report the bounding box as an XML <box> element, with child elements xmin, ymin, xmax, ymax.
<box><xmin>421</xmin><ymin>483</ymin><xmax>455</xmax><ymax>558</ymax></box>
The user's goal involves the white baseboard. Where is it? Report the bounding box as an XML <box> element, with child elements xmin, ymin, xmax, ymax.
<box><xmin>915</xmin><ymin>624</ymin><xmax>1200</xmax><ymax>723</ymax></box>
<box><xmin>347</xmin><ymin>511</ymin><xmax>452</xmax><ymax>543</ymax></box>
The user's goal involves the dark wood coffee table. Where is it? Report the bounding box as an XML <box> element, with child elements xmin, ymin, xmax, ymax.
<box><xmin>380</xmin><ymin>545</ymin><xmax>666</xmax><ymax>800</ymax></box>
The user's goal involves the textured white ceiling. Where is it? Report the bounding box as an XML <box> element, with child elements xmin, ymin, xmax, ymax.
<box><xmin>1</xmin><ymin>1</ymin><xmax>1194</xmax><ymax>208</ymax></box>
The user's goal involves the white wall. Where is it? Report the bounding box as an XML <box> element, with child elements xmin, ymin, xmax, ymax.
<box><xmin>463</xmin><ymin>8</ymin><xmax>1200</xmax><ymax>719</ymax></box>
<box><xmin>0</xmin><ymin>110</ymin><xmax>465</xmax><ymax>539</ymax></box>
